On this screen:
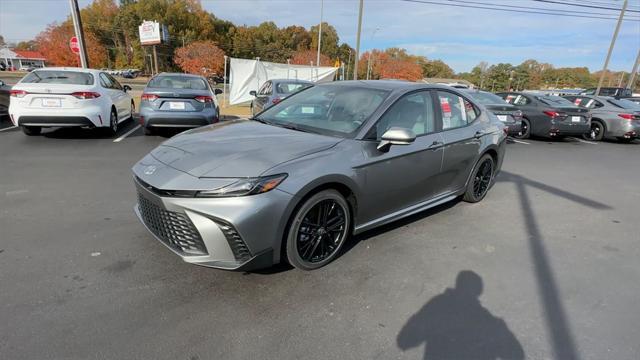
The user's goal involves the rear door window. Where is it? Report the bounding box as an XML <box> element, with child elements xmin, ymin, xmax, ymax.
<box><xmin>21</xmin><ymin>70</ymin><xmax>94</xmax><ymax>85</ymax></box>
<box><xmin>437</xmin><ymin>91</ymin><xmax>479</xmax><ymax>130</ymax></box>
<box><xmin>504</xmin><ymin>94</ymin><xmax>529</xmax><ymax>105</ymax></box>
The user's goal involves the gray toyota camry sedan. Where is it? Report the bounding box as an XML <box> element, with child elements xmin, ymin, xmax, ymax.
<box><xmin>132</xmin><ymin>81</ymin><xmax>507</xmax><ymax>271</ymax></box>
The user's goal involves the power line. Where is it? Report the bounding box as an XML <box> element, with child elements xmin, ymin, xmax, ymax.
<box><xmin>531</xmin><ymin>0</ymin><xmax>640</xmax><ymax>13</ymax></box>
<box><xmin>447</xmin><ymin>0</ymin><xmax>640</xmax><ymax>18</ymax></box>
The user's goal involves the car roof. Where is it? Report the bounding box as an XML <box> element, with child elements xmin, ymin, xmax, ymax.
<box><xmin>317</xmin><ymin>80</ymin><xmax>457</xmax><ymax>92</ymax></box>
<box><xmin>270</xmin><ymin>79</ymin><xmax>313</xmax><ymax>84</ymax></box>
<box><xmin>153</xmin><ymin>72</ymin><xmax>205</xmax><ymax>79</ymax></box>
<box><xmin>32</xmin><ymin>67</ymin><xmax>101</xmax><ymax>75</ymax></box>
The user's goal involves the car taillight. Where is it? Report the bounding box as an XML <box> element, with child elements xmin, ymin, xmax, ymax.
<box><xmin>195</xmin><ymin>95</ymin><xmax>214</xmax><ymax>103</ymax></box>
<box><xmin>618</xmin><ymin>113</ymin><xmax>633</xmax><ymax>120</ymax></box>
<box><xmin>10</xmin><ymin>90</ymin><xmax>28</xmax><ymax>98</ymax></box>
<box><xmin>543</xmin><ymin>110</ymin><xmax>559</xmax><ymax>118</ymax></box>
<box><xmin>272</xmin><ymin>97</ymin><xmax>281</xmax><ymax>104</ymax></box>
<box><xmin>71</xmin><ymin>91</ymin><xmax>100</xmax><ymax>99</ymax></box>
<box><xmin>141</xmin><ymin>93</ymin><xmax>158</xmax><ymax>101</ymax></box>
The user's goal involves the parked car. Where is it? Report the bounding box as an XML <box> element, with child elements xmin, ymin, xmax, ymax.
<box><xmin>496</xmin><ymin>92</ymin><xmax>590</xmax><ymax>139</ymax></box>
<box><xmin>132</xmin><ymin>81</ymin><xmax>507</xmax><ymax>271</ymax></box>
<box><xmin>0</xmin><ymin>79</ymin><xmax>10</xmax><ymax>118</ymax></box>
<box><xmin>139</xmin><ymin>73</ymin><xmax>221</xmax><ymax>135</ymax></box>
<box><xmin>18</xmin><ymin>66</ymin><xmax>35</xmax><ymax>72</ymax></box>
<box><xmin>580</xmin><ymin>87</ymin><xmax>633</xmax><ymax>98</ymax></box>
<box><xmin>563</xmin><ymin>95</ymin><xmax>640</xmax><ymax>142</ymax></box>
<box><xmin>250</xmin><ymin>79</ymin><xmax>314</xmax><ymax>115</ymax></box>
<box><xmin>463</xmin><ymin>89</ymin><xmax>523</xmax><ymax>137</ymax></box>
<box><xmin>624</xmin><ymin>97</ymin><xmax>640</xmax><ymax>106</ymax></box>
<box><xmin>8</xmin><ymin>67</ymin><xmax>134</xmax><ymax>136</ymax></box>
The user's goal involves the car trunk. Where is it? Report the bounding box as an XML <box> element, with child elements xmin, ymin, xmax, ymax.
<box><xmin>144</xmin><ymin>89</ymin><xmax>210</xmax><ymax>112</ymax></box>
<box><xmin>13</xmin><ymin>83</ymin><xmax>95</xmax><ymax>110</ymax></box>
<box><xmin>484</xmin><ymin>104</ymin><xmax>520</xmax><ymax>123</ymax></box>
<box><xmin>548</xmin><ymin>106</ymin><xmax>590</xmax><ymax>124</ymax></box>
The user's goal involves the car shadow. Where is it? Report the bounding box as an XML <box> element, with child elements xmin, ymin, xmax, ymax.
<box><xmin>42</xmin><ymin>118</ymin><xmax>137</xmax><ymax>139</ymax></box>
<box><xmin>397</xmin><ymin>270</ymin><xmax>525</xmax><ymax>360</ymax></box>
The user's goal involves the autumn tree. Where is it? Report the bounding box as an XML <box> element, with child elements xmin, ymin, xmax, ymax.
<box><xmin>359</xmin><ymin>49</ymin><xmax>423</xmax><ymax>81</ymax></box>
<box><xmin>174</xmin><ymin>40</ymin><xmax>225</xmax><ymax>76</ymax></box>
<box><xmin>290</xmin><ymin>49</ymin><xmax>332</xmax><ymax>66</ymax></box>
<box><xmin>35</xmin><ymin>22</ymin><xmax>107</xmax><ymax>67</ymax></box>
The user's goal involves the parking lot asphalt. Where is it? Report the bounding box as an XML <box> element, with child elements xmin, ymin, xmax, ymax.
<box><xmin>1</xmin><ymin>117</ymin><xmax>639</xmax><ymax>360</ymax></box>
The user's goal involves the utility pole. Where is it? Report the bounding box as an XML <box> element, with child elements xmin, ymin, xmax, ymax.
<box><xmin>366</xmin><ymin>27</ymin><xmax>380</xmax><ymax>80</ymax></box>
<box><xmin>627</xmin><ymin>47</ymin><xmax>640</xmax><ymax>90</ymax></box>
<box><xmin>353</xmin><ymin>0</ymin><xmax>363</xmax><ymax>80</ymax></box>
<box><xmin>222</xmin><ymin>55</ymin><xmax>228</xmax><ymax>108</ymax></box>
<box><xmin>596</xmin><ymin>0</ymin><xmax>628</xmax><ymax>95</ymax></box>
<box><xmin>346</xmin><ymin>49</ymin><xmax>352</xmax><ymax>80</ymax></box>
<box><xmin>316</xmin><ymin>0</ymin><xmax>323</xmax><ymax>68</ymax></box>
<box><xmin>69</xmin><ymin>0</ymin><xmax>89</xmax><ymax>68</ymax></box>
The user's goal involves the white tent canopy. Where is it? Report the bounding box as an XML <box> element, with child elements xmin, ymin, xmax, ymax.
<box><xmin>228</xmin><ymin>57</ymin><xmax>338</xmax><ymax>105</ymax></box>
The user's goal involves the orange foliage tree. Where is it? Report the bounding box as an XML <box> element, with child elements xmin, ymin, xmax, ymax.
<box><xmin>290</xmin><ymin>50</ymin><xmax>332</xmax><ymax>66</ymax></box>
<box><xmin>35</xmin><ymin>22</ymin><xmax>107</xmax><ymax>68</ymax></box>
<box><xmin>360</xmin><ymin>50</ymin><xmax>422</xmax><ymax>81</ymax></box>
<box><xmin>174</xmin><ymin>41</ymin><xmax>226</xmax><ymax>76</ymax></box>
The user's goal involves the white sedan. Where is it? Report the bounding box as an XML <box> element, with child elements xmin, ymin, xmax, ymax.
<box><xmin>8</xmin><ymin>67</ymin><xmax>134</xmax><ymax>136</ymax></box>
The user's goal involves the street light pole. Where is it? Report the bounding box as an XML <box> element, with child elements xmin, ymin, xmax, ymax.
<box><xmin>596</xmin><ymin>0</ymin><xmax>628</xmax><ymax>95</ymax></box>
<box><xmin>316</xmin><ymin>0</ymin><xmax>324</xmax><ymax>68</ymax></box>
<box><xmin>69</xmin><ymin>0</ymin><xmax>89</xmax><ymax>68</ymax></box>
<box><xmin>366</xmin><ymin>27</ymin><xmax>380</xmax><ymax>80</ymax></box>
<box><xmin>353</xmin><ymin>0</ymin><xmax>364</xmax><ymax>80</ymax></box>
<box><xmin>627</xmin><ymin>47</ymin><xmax>640</xmax><ymax>90</ymax></box>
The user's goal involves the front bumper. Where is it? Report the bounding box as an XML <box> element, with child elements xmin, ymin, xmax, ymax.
<box><xmin>133</xmin><ymin>175</ymin><xmax>292</xmax><ymax>271</ymax></box>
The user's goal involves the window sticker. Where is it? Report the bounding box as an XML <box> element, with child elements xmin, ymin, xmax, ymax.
<box><xmin>459</xmin><ymin>96</ymin><xmax>468</xmax><ymax>122</ymax></box>
<box><xmin>301</xmin><ymin>106</ymin><xmax>314</xmax><ymax>114</ymax></box>
<box><xmin>585</xmin><ymin>99</ymin><xmax>594</xmax><ymax>108</ymax></box>
<box><xmin>505</xmin><ymin>95</ymin><xmax>514</xmax><ymax>104</ymax></box>
<box><xmin>574</xmin><ymin>98</ymin><xmax>581</xmax><ymax>106</ymax></box>
<box><xmin>440</xmin><ymin>97</ymin><xmax>451</xmax><ymax>116</ymax></box>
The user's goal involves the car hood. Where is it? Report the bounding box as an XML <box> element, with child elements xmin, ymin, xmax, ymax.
<box><xmin>150</xmin><ymin>120</ymin><xmax>341</xmax><ymax>178</ymax></box>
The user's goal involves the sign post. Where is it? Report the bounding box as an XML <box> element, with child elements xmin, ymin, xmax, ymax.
<box><xmin>139</xmin><ymin>20</ymin><xmax>166</xmax><ymax>75</ymax></box>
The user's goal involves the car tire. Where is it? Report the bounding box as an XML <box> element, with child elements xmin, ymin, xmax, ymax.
<box><xmin>515</xmin><ymin>118</ymin><xmax>530</xmax><ymax>139</ymax></box>
<box><xmin>584</xmin><ymin>121</ymin><xmax>604</xmax><ymax>141</ymax></box>
<box><xmin>143</xmin><ymin>126</ymin><xmax>154</xmax><ymax>136</ymax></box>
<box><xmin>463</xmin><ymin>154</ymin><xmax>495</xmax><ymax>203</ymax></box>
<box><xmin>106</xmin><ymin>108</ymin><xmax>118</xmax><ymax>136</ymax></box>
<box><xmin>21</xmin><ymin>126</ymin><xmax>41</xmax><ymax>136</ymax></box>
<box><xmin>285</xmin><ymin>189</ymin><xmax>351</xmax><ymax>271</ymax></box>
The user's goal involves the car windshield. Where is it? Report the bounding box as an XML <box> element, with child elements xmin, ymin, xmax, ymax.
<box><xmin>607</xmin><ymin>98</ymin><xmax>640</xmax><ymax>110</ymax></box>
<box><xmin>255</xmin><ymin>85</ymin><xmax>390</xmax><ymax>137</ymax></box>
<box><xmin>21</xmin><ymin>70</ymin><xmax>94</xmax><ymax>85</ymax></box>
<box><xmin>467</xmin><ymin>91</ymin><xmax>507</xmax><ymax>105</ymax></box>
<box><xmin>148</xmin><ymin>76</ymin><xmax>208</xmax><ymax>90</ymax></box>
<box><xmin>537</xmin><ymin>95</ymin><xmax>575</xmax><ymax>107</ymax></box>
<box><xmin>276</xmin><ymin>82</ymin><xmax>311</xmax><ymax>94</ymax></box>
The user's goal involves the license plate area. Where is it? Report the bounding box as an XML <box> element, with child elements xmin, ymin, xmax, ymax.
<box><xmin>41</xmin><ymin>98</ymin><xmax>61</xmax><ymax>107</ymax></box>
<box><xmin>168</xmin><ymin>102</ymin><xmax>186</xmax><ymax>110</ymax></box>
<box><xmin>571</xmin><ymin>116</ymin><xmax>581</xmax><ymax>123</ymax></box>
<box><xmin>497</xmin><ymin>115</ymin><xmax>507</xmax><ymax>122</ymax></box>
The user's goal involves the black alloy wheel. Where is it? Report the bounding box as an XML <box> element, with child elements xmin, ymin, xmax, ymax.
<box><xmin>286</xmin><ymin>190</ymin><xmax>350</xmax><ymax>270</ymax></box>
<box><xmin>463</xmin><ymin>154</ymin><xmax>495</xmax><ymax>203</ymax></box>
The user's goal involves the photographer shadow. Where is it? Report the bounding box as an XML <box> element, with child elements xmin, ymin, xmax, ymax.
<box><xmin>397</xmin><ymin>270</ymin><xmax>524</xmax><ymax>360</ymax></box>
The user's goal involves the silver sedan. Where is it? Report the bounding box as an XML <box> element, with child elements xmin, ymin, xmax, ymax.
<box><xmin>132</xmin><ymin>81</ymin><xmax>507</xmax><ymax>271</ymax></box>
<box><xmin>563</xmin><ymin>95</ymin><xmax>640</xmax><ymax>142</ymax></box>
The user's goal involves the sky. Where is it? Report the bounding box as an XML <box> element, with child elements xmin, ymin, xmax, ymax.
<box><xmin>0</xmin><ymin>0</ymin><xmax>639</xmax><ymax>73</ymax></box>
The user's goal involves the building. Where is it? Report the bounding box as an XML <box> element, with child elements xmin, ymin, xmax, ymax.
<box><xmin>0</xmin><ymin>48</ymin><xmax>47</xmax><ymax>70</ymax></box>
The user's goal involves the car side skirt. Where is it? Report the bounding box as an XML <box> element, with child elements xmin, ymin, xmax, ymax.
<box><xmin>353</xmin><ymin>191</ymin><xmax>460</xmax><ymax>234</ymax></box>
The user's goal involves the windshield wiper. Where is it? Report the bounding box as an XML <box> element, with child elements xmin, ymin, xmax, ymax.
<box><xmin>250</xmin><ymin>117</ymin><xmax>271</xmax><ymax>125</ymax></box>
<box><xmin>276</xmin><ymin>123</ymin><xmax>315</xmax><ymax>134</ymax></box>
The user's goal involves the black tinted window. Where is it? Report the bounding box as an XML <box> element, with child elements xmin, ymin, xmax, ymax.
<box><xmin>22</xmin><ymin>71</ymin><xmax>94</xmax><ymax>85</ymax></box>
<box><xmin>148</xmin><ymin>76</ymin><xmax>208</xmax><ymax>90</ymax></box>
<box><xmin>467</xmin><ymin>91</ymin><xmax>507</xmax><ymax>105</ymax></box>
<box><xmin>537</xmin><ymin>96</ymin><xmax>575</xmax><ymax>107</ymax></box>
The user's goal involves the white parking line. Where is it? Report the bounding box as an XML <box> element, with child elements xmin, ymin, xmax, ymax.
<box><xmin>0</xmin><ymin>125</ymin><xmax>18</xmax><ymax>132</ymax></box>
<box><xmin>113</xmin><ymin>125</ymin><xmax>141</xmax><ymax>143</ymax></box>
<box><xmin>511</xmin><ymin>139</ymin><xmax>530</xmax><ymax>145</ymax></box>
<box><xmin>570</xmin><ymin>137</ymin><xmax>598</xmax><ymax>145</ymax></box>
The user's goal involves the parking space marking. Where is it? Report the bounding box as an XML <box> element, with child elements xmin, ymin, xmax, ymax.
<box><xmin>0</xmin><ymin>125</ymin><xmax>18</xmax><ymax>132</ymax></box>
<box><xmin>511</xmin><ymin>139</ymin><xmax>530</xmax><ymax>145</ymax></box>
<box><xmin>113</xmin><ymin>125</ymin><xmax>141</xmax><ymax>143</ymax></box>
<box><xmin>570</xmin><ymin>137</ymin><xmax>598</xmax><ymax>145</ymax></box>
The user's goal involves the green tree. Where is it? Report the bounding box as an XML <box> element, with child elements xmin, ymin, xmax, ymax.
<box><xmin>421</xmin><ymin>59</ymin><xmax>454</xmax><ymax>78</ymax></box>
<box><xmin>310</xmin><ymin>22</ymin><xmax>340</xmax><ymax>59</ymax></box>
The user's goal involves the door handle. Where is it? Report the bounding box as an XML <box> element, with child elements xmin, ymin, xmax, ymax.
<box><xmin>428</xmin><ymin>140</ymin><xmax>444</xmax><ymax>150</ymax></box>
<box><xmin>474</xmin><ymin>131</ymin><xmax>486</xmax><ymax>138</ymax></box>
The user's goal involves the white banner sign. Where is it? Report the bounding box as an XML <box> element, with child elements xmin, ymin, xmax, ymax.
<box><xmin>139</xmin><ymin>21</ymin><xmax>161</xmax><ymax>45</ymax></box>
<box><xmin>229</xmin><ymin>58</ymin><xmax>338</xmax><ymax>105</ymax></box>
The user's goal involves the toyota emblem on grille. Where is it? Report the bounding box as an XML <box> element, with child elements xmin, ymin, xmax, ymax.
<box><xmin>144</xmin><ymin>165</ymin><xmax>157</xmax><ymax>175</ymax></box>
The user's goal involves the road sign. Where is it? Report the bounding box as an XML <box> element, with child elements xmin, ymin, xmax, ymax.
<box><xmin>69</xmin><ymin>37</ymin><xmax>80</xmax><ymax>54</ymax></box>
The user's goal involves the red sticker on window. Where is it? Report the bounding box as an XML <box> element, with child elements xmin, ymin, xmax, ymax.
<box><xmin>574</xmin><ymin>98</ymin><xmax>581</xmax><ymax>106</ymax></box>
<box><xmin>440</xmin><ymin>97</ymin><xmax>451</xmax><ymax>114</ymax></box>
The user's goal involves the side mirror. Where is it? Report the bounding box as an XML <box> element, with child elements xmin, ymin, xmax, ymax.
<box><xmin>377</xmin><ymin>127</ymin><xmax>416</xmax><ymax>152</ymax></box>
<box><xmin>249</xmin><ymin>90</ymin><xmax>257</xmax><ymax>97</ymax></box>
<box><xmin>123</xmin><ymin>84</ymin><xmax>132</xmax><ymax>92</ymax></box>
<box><xmin>214</xmin><ymin>88</ymin><xmax>223</xmax><ymax>95</ymax></box>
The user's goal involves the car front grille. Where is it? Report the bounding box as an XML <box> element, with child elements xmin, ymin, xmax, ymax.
<box><xmin>137</xmin><ymin>193</ymin><xmax>208</xmax><ymax>256</ymax></box>
<box><xmin>215</xmin><ymin>219</ymin><xmax>252</xmax><ymax>262</ymax></box>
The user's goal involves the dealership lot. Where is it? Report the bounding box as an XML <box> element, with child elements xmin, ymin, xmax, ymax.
<box><xmin>1</xmin><ymin>117</ymin><xmax>639</xmax><ymax>360</ymax></box>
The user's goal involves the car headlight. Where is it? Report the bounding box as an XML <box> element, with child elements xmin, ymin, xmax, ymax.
<box><xmin>195</xmin><ymin>174</ymin><xmax>288</xmax><ymax>197</ymax></box>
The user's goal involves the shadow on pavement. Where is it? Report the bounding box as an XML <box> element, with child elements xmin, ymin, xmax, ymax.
<box><xmin>397</xmin><ymin>270</ymin><xmax>525</xmax><ymax>360</ymax></box>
